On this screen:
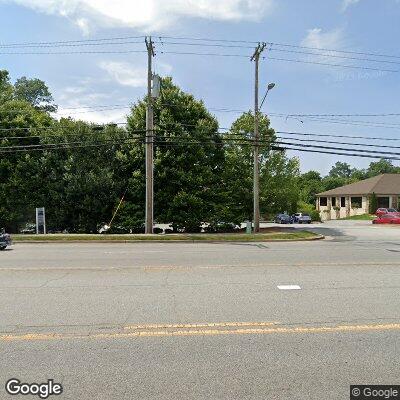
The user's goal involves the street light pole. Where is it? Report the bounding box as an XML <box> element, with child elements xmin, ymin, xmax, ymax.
<box><xmin>251</xmin><ymin>42</ymin><xmax>266</xmax><ymax>233</ymax></box>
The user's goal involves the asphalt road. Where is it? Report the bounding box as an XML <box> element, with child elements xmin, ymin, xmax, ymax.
<box><xmin>1</xmin><ymin>221</ymin><xmax>399</xmax><ymax>399</ymax></box>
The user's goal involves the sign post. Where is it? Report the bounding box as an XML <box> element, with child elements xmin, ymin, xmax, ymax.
<box><xmin>36</xmin><ymin>207</ymin><xmax>46</xmax><ymax>234</ymax></box>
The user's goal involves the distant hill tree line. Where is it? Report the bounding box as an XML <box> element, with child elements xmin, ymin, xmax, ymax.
<box><xmin>0</xmin><ymin>70</ymin><xmax>397</xmax><ymax>232</ymax></box>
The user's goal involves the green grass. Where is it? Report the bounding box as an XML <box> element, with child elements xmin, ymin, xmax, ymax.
<box><xmin>340</xmin><ymin>214</ymin><xmax>375</xmax><ymax>221</ymax></box>
<box><xmin>12</xmin><ymin>231</ymin><xmax>320</xmax><ymax>242</ymax></box>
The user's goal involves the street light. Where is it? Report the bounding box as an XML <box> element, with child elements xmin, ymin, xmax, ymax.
<box><xmin>260</xmin><ymin>82</ymin><xmax>276</xmax><ymax>109</ymax></box>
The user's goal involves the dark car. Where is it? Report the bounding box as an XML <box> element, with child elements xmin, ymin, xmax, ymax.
<box><xmin>0</xmin><ymin>229</ymin><xmax>12</xmax><ymax>250</ymax></box>
<box><xmin>274</xmin><ymin>214</ymin><xmax>293</xmax><ymax>224</ymax></box>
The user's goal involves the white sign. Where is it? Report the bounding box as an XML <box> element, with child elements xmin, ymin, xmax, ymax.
<box><xmin>36</xmin><ymin>207</ymin><xmax>46</xmax><ymax>234</ymax></box>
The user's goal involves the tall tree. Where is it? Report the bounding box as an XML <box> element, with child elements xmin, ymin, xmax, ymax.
<box><xmin>126</xmin><ymin>77</ymin><xmax>225</xmax><ymax>232</ymax></box>
<box><xmin>0</xmin><ymin>70</ymin><xmax>13</xmax><ymax>104</ymax></box>
<box><xmin>367</xmin><ymin>159</ymin><xmax>399</xmax><ymax>176</ymax></box>
<box><xmin>223</xmin><ymin>111</ymin><xmax>300</xmax><ymax>221</ymax></box>
<box><xmin>14</xmin><ymin>77</ymin><xmax>57</xmax><ymax>112</ymax></box>
<box><xmin>329</xmin><ymin>161</ymin><xmax>353</xmax><ymax>178</ymax></box>
<box><xmin>298</xmin><ymin>170</ymin><xmax>324</xmax><ymax>205</ymax></box>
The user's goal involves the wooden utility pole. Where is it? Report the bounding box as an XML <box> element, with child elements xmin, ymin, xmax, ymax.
<box><xmin>251</xmin><ymin>42</ymin><xmax>266</xmax><ymax>233</ymax></box>
<box><xmin>145</xmin><ymin>36</ymin><xmax>155</xmax><ymax>234</ymax></box>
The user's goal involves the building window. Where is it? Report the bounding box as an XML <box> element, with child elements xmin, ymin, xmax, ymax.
<box><xmin>351</xmin><ymin>197</ymin><xmax>362</xmax><ymax>208</ymax></box>
<box><xmin>331</xmin><ymin>197</ymin><xmax>336</xmax><ymax>207</ymax></box>
<box><xmin>341</xmin><ymin>197</ymin><xmax>346</xmax><ymax>207</ymax></box>
<box><xmin>319</xmin><ymin>197</ymin><xmax>327</xmax><ymax>207</ymax></box>
<box><xmin>377</xmin><ymin>197</ymin><xmax>390</xmax><ymax>209</ymax></box>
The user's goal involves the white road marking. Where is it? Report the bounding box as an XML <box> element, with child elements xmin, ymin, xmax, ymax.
<box><xmin>277</xmin><ymin>285</ymin><xmax>301</xmax><ymax>290</ymax></box>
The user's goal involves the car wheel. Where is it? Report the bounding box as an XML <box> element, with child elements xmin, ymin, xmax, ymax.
<box><xmin>0</xmin><ymin>246</ymin><xmax>6</xmax><ymax>251</ymax></box>
<box><xmin>307</xmin><ymin>221</ymin><xmax>311</xmax><ymax>224</ymax></box>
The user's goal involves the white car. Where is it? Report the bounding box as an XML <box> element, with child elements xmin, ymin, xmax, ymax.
<box><xmin>292</xmin><ymin>213</ymin><xmax>312</xmax><ymax>224</ymax></box>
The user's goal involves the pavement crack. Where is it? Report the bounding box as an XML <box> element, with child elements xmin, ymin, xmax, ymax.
<box><xmin>39</xmin><ymin>272</ymin><xmax>70</xmax><ymax>288</ymax></box>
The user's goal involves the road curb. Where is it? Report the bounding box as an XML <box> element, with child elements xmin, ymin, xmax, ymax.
<box><xmin>12</xmin><ymin>234</ymin><xmax>325</xmax><ymax>244</ymax></box>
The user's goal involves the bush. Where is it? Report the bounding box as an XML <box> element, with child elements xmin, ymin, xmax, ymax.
<box><xmin>298</xmin><ymin>201</ymin><xmax>321</xmax><ymax>221</ymax></box>
<box><xmin>108</xmin><ymin>225</ymin><xmax>130</xmax><ymax>234</ymax></box>
<box><xmin>205</xmin><ymin>223</ymin><xmax>239</xmax><ymax>233</ymax></box>
<box><xmin>309</xmin><ymin>210</ymin><xmax>321</xmax><ymax>222</ymax></box>
<box><xmin>369</xmin><ymin>192</ymin><xmax>378</xmax><ymax>214</ymax></box>
<box><xmin>131</xmin><ymin>225</ymin><xmax>145</xmax><ymax>234</ymax></box>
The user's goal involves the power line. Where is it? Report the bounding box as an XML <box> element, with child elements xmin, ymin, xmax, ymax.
<box><xmin>286</xmin><ymin>113</ymin><xmax>400</xmax><ymax>117</ymax></box>
<box><xmin>157</xmin><ymin>50</ymin><xmax>400</xmax><ymax>72</ymax></box>
<box><xmin>0</xmin><ymin>40</ymin><xmax>145</xmax><ymax>49</ymax></box>
<box><xmin>276</xmin><ymin>130</ymin><xmax>400</xmax><ymax>142</ymax></box>
<box><xmin>267</xmin><ymin>41</ymin><xmax>400</xmax><ymax>61</ymax></box>
<box><xmin>263</xmin><ymin>56</ymin><xmax>399</xmax><ymax>73</ymax></box>
<box><xmin>0</xmin><ymin>50</ymin><xmax>147</xmax><ymax>55</ymax></box>
<box><xmin>277</xmin><ymin>140</ymin><xmax>400</xmax><ymax>157</ymax></box>
<box><xmin>156</xmin><ymin>39</ymin><xmax>400</xmax><ymax>66</ymax></box>
<box><xmin>1</xmin><ymin>134</ymin><xmax>400</xmax><ymax>161</ymax></box>
<box><xmin>281</xmin><ymin>146</ymin><xmax>400</xmax><ymax>161</ymax></box>
<box><xmin>160</xmin><ymin>50</ymin><xmax>250</xmax><ymax>58</ymax></box>
<box><xmin>275</xmin><ymin>136</ymin><xmax>400</xmax><ymax>150</ymax></box>
<box><xmin>0</xmin><ymin>35</ymin><xmax>146</xmax><ymax>47</ymax></box>
<box><xmin>158</xmin><ymin>35</ymin><xmax>259</xmax><ymax>45</ymax></box>
<box><xmin>159</xmin><ymin>35</ymin><xmax>400</xmax><ymax>60</ymax></box>
<box><xmin>283</xmin><ymin>115</ymin><xmax>400</xmax><ymax>129</ymax></box>
<box><xmin>268</xmin><ymin>47</ymin><xmax>400</xmax><ymax>66</ymax></box>
<box><xmin>4</xmin><ymin>33</ymin><xmax>400</xmax><ymax>65</ymax></box>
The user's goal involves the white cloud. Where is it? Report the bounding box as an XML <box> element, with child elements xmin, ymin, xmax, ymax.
<box><xmin>99</xmin><ymin>61</ymin><xmax>147</xmax><ymax>87</ymax></box>
<box><xmin>99</xmin><ymin>60</ymin><xmax>173</xmax><ymax>87</ymax></box>
<box><xmin>299</xmin><ymin>28</ymin><xmax>348</xmax><ymax>74</ymax></box>
<box><xmin>75</xmin><ymin>17</ymin><xmax>91</xmax><ymax>35</ymax></box>
<box><xmin>301</xmin><ymin>28</ymin><xmax>345</xmax><ymax>50</ymax></box>
<box><xmin>341</xmin><ymin>0</ymin><xmax>361</xmax><ymax>11</ymax></box>
<box><xmin>56</xmin><ymin>89</ymin><xmax>129</xmax><ymax>123</ymax></box>
<box><xmin>5</xmin><ymin>0</ymin><xmax>273</xmax><ymax>32</ymax></box>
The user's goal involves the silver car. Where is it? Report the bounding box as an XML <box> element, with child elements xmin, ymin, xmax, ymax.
<box><xmin>0</xmin><ymin>229</ymin><xmax>12</xmax><ymax>250</ymax></box>
<box><xmin>292</xmin><ymin>213</ymin><xmax>312</xmax><ymax>224</ymax></box>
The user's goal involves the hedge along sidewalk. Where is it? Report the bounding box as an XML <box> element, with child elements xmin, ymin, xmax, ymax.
<box><xmin>12</xmin><ymin>231</ymin><xmax>323</xmax><ymax>243</ymax></box>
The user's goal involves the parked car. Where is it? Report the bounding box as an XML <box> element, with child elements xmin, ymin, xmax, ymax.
<box><xmin>0</xmin><ymin>229</ymin><xmax>12</xmax><ymax>250</ymax></box>
<box><xmin>372</xmin><ymin>214</ymin><xmax>400</xmax><ymax>224</ymax></box>
<box><xmin>274</xmin><ymin>214</ymin><xmax>293</xmax><ymax>224</ymax></box>
<box><xmin>376</xmin><ymin>208</ymin><xmax>399</xmax><ymax>217</ymax></box>
<box><xmin>20</xmin><ymin>223</ymin><xmax>36</xmax><ymax>234</ymax></box>
<box><xmin>292</xmin><ymin>213</ymin><xmax>312</xmax><ymax>224</ymax></box>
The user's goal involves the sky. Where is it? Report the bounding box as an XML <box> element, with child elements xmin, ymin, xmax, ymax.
<box><xmin>1</xmin><ymin>0</ymin><xmax>400</xmax><ymax>174</ymax></box>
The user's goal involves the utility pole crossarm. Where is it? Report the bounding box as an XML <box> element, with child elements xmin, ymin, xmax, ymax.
<box><xmin>250</xmin><ymin>42</ymin><xmax>267</xmax><ymax>62</ymax></box>
<box><xmin>145</xmin><ymin>37</ymin><xmax>155</xmax><ymax>57</ymax></box>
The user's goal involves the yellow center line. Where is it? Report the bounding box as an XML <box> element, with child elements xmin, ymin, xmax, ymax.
<box><xmin>1</xmin><ymin>323</ymin><xmax>400</xmax><ymax>342</ymax></box>
<box><xmin>123</xmin><ymin>321</ymin><xmax>279</xmax><ymax>330</ymax></box>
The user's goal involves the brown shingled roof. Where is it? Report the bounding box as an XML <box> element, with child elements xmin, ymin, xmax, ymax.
<box><xmin>317</xmin><ymin>174</ymin><xmax>400</xmax><ymax>196</ymax></box>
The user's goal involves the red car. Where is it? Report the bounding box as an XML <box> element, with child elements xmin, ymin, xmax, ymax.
<box><xmin>376</xmin><ymin>208</ymin><xmax>399</xmax><ymax>217</ymax></box>
<box><xmin>373</xmin><ymin>214</ymin><xmax>400</xmax><ymax>224</ymax></box>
